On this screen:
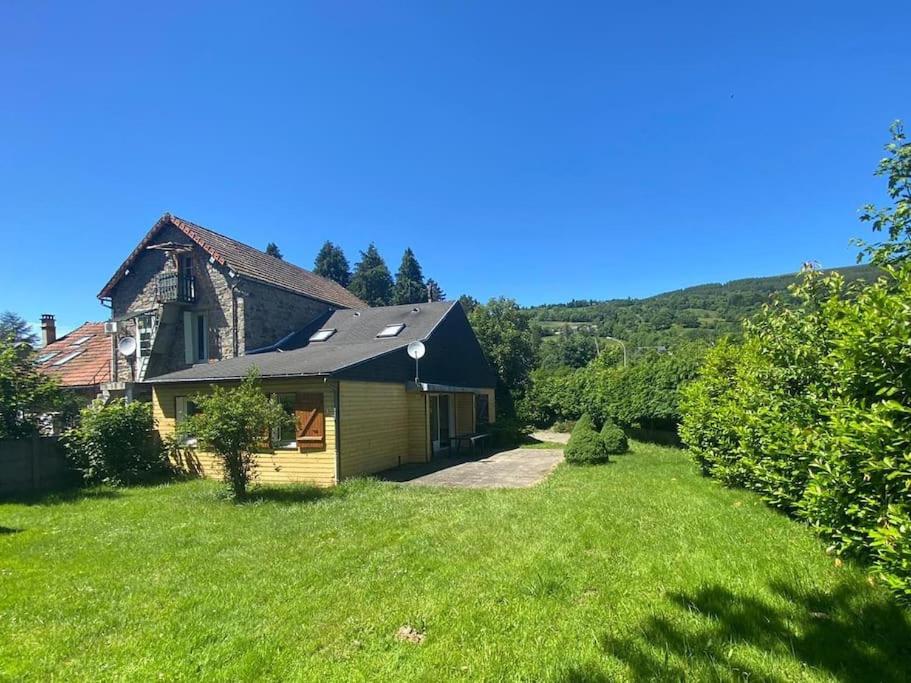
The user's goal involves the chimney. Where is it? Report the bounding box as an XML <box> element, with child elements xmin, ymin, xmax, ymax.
<box><xmin>40</xmin><ymin>314</ymin><xmax>56</xmax><ymax>346</ymax></box>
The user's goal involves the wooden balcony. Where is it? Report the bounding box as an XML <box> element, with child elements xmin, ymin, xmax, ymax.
<box><xmin>156</xmin><ymin>273</ymin><xmax>196</xmax><ymax>304</ymax></box>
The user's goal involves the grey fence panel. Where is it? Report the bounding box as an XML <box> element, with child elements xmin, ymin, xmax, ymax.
<box><xmin>0</xmin><ymin>437</ymin><xmax>74</xmax><ymax>494</ymax></box>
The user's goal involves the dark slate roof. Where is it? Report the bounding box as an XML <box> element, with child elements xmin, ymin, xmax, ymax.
<box><xmin>98</xmin><ymin>214</ymin><xmax>366</xmax><ymax>309</ymax></box>
<box><xmin>148</xmin><ymin>301</ymin><xmax>460</xmax><ymax>383</ymax></box>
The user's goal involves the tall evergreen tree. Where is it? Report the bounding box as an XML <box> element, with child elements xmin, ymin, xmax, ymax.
<box><xmin>313</xmin><ymin>241</ymin><xmax>351</xmax><ymax>288</ymax></box>
<box><xmin>426</xmin><ymin>279</ymin><xmax>446</xmax><ymax>302</ymax></box>
<box><xmin>265</xmin><ymin>242</ymin><xmax>283</xmax><ymax>259</ymax></box>
<box><xmin>392</xmin><ymin>248</ymin><xmax>426</xmax><ymax>305</ymax></box>
<box><xmin>0</xmin><ymin>311</ymin><xmax>38</xmax><ymax>346</ymax></box>
<box><xmin>349</xmin><ymin>243</ymin><xmax>394</xmax><ymax>306</ymax></box>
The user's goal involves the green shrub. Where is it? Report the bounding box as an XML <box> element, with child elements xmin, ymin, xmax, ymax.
<box><xmin>600</xmin><ymin>420</ymin><xmax>629</xmax><ymax>454</ymax></box>
<box><xmin>64</xmin><ymin>399</ymin><xmax>165</xmax><ymax>485</ymax></box>
<box><xmin>487</xmin><ymin>416</ymin><xmax>530</xmax><ymax>448</ymax></box>
<box><xmin>551</xmin><ymin>419</ymin><xmax>576</xmax><ymax>433</ymax></box>
<box><xmin>564</xmin><ymin>413</ymin><xmax>609</xmax><ymax>465</ymax></box>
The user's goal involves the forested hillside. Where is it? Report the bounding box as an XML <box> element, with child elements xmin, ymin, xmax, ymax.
<box><xmin>526</xmin><ymin>263</ymin><xmax>880</xmax><ymax>348</ymax></box>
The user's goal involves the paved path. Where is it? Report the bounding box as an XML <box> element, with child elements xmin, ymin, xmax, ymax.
<box><xmin>380</xmin><ymin>448</ymin><xmax>564</xmax><ymax>489</ymax></box>
<box><xmin>531</xmin><ymin>430</ymin><xmax>571</xmax><ymax>444</ymax></box>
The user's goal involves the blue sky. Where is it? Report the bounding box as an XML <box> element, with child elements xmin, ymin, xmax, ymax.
<box><xmin>0</xmin><ymin>2</ymin><xmax>908</xmax><ymax>335</ymax></box>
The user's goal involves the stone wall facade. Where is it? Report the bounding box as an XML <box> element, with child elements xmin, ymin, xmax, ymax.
<box><xmin>106</xmin><ymin>222</ymin><xmax>337</xmax><ymax>382</ymax></box>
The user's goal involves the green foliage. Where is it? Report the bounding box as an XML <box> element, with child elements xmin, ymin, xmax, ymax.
<box><xmin>564</xmin><ymin>413</ymin><xmax>608</xmax><ymax>465</ymax></box>
<box><xmin>458</xmin><ymin>294</ymin><xmax>479</xmax><ymax>315</ymax></box>
<box><xmin>859</xmin><ymin>121</ymin><xmax>911</xmax><ymax>264</ymax></box>
<box><xmin>179</xmin><ymin>371</ymin><xmax>289</xmax><ymax>499</ymax></box>
<box><xmin>392</xmin><ymin>247</ymin><xmax>426</xmax><ymax>305</ymax></box>
<box><xmin>526</xmin><ymin>263</ymin><xmax>879</xmax><ymax>350</ymax></box>
<box><xmin>468</xmin><ymin>298</ymin><xmax>540</xmax><ymax>403</ymax></box>
<box><xmin>264</xmin><ymin>242</ymin><xmax>283</xmax><ymax>259</ymax></box>
<box><xmin>349</xmin><ymin>243</ymin><xmax>394</xmax><ymax>306</ymax></box>
<box><xmin>681</xmin><ymin>122</ymin><xmax>911</xmax><ymax>603</ymax></box>
<box><xmin>0</xmin><ymin>311</ymin><xmax>38</xmax><ymax>346</ymax></box>
<box><xmin>313</xmin><ymin>241</ymin><xmax>351</xmax><ymax>288</ymax></box>
<box><xmin>600</xmin><ymin>420</ymin><xmax>629</xmax><ymax>454</ymax></box>
<box><xmin>0</xmin><ymin>336</ymin><xmax>63</xmax><ymax>438</ymax></box>
<box><xmin>539</xmin><ymin>325</ymin><xmax>598</xmax><ymax>369</ymax></box>
<box><xmin>551</xmin><ymin>419</ymin><xmax>576</xmax><ymax>433</ymax></box>
<box><xmin>486</xmin><ymin>416</ymin><xmax>530</xmax><ymax>448</ymax></box>
<box><xmin>64</xmin><ymin>399</ymin><xmax>164</xmax><ymax>485</ymax></box>
<box><xmin>522</xmin><ymin>343</ymin><xmax>706</xmax><ymax>433</ymax></box>
<box><xmin>426</xmin><ymin>278</ymin><xmax>445</xmax><ymax>302</ymax></box>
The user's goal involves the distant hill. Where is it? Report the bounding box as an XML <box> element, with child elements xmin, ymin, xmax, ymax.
<box><xmin>526</xmin><ymin>264</ymin><xmax>880</xmax><ymax>350</ymax></box>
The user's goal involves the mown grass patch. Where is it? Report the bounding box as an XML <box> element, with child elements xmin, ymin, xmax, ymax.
<box><xmin>1</xmin><ymin>442</ymin><xmax>908</xmax><ymax>681</ymax></box>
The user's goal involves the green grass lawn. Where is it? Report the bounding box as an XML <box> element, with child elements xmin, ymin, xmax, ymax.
<box><xmin>2</xmin><ymin>443</ymin><xmax>909</xmax><ymax>681</ymax></box>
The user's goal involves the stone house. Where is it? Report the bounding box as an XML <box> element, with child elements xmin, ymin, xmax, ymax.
<box><xmin>96</xmin><ymin>213</ymin><xmax>365</xmax><ymax>396</ymax></box>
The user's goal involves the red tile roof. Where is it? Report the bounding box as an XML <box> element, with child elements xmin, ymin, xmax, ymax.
<box><xmin>98</xmin><ymin>214</ymin><xmax>366</xmax><ymax>309</ymax></box>
<box><xmin>36</xmin><ymin>323</ymin><xmax>110</xmax><ymax>389</ymax></box>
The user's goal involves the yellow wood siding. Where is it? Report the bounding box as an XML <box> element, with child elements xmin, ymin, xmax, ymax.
<box><xmin>338</xmin><ymin>381</ymin><xmax>410</xmax><ymax>477</ymax></box>
<box><xmin>454</xmin><ymin>393</ymin><xmax>474</xmax><ymax>435</ymax></box>
<box><xmin>152</xmin><ymin>379</ymin><xmax>338</xmax><ymax>487</ymax></box>
<box><xmin>405</xmin><ymin>391</ymin><xmax>429</xmax><ymax>463</ymax></box>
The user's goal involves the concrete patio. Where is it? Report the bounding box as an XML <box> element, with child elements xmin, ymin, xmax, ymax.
<box><xmin>380</xmin><ymin>447</ymin><xmax>564</xmax><ymax>488</ymax></box>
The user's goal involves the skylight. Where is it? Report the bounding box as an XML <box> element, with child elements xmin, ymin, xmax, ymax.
<box><xmin>70</xmin><ymin>335</ymin><xmax>93</xmax><ymax>346</ymax></box>
<box><xmin>52</xmin><ymin>351</ymin><xmax>83</xmax><ymax>366</ymax></box>
<box><xmin>309</xmin><ymin>328</ymin><xmax>337</xmax><ymax>342</ymax></box>
<box><xmin>37</xmin><ymin>352</ymin><xmax>58</xmax><ymax>363</ymax></box>
<box><xmin>377</xmin><ymin>323</ymin><xmax>406</xmax><ymax>338</ymax></box>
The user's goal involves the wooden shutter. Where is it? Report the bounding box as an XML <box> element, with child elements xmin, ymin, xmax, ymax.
<box><xmin>295</xmin><ymin>393</ymin><xmax>325</xmax><ymax>451</ymax></box>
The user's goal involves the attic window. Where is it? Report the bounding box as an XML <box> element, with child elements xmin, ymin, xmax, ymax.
<box><xmin>70</xmin><ymin>336</ymin><xmax>93</xmax><ymax>346</ymax></box>
<box><xmin>52</xmin><ymin>350</ymin><xmax>83</xmax><ymax>366</ymax></box>
<box><xmin>377</xmin><ymin>323</ymin><xmax>406</xmax><ymax>338</ymax></box>
<box><xmin>309</xmin><ymin>328</ymin><xmax>337</xmax><ymax>342</ymax></box>
<box><xmin>37</xmin><ymin>352</ymin><xmax>58</xmax><ymax>363</ymax></box>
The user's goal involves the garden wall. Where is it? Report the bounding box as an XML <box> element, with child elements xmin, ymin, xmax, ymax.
<box><xmin>0</xmin><ymin>437</ymin><xmax>74</xmax><ymax>495</ymax></box>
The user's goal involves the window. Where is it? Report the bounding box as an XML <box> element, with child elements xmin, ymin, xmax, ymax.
<box><xmin>183</xmin><ymin>312</ymin><xmax>208</xmax><ymax>364</ymax></box>
<box><xmin>175</xmin><ymin>396</ymin><xmax>199</xmax><ymax>445</ymax></box>
<box><xmin>137</xmin><ymin>314</ymin><xmax>156</xmax><ymax>358</ymax></box>
<box><xmin>309</xmin><ymin>328</ymin><xmax>337</xmax><ymax>342</ymax></box>
<box><xmin>181</xmin><ymin>255</ymin><xmax>194</xmax><ymax>277</ymax></box>
<box><xmin>52</xmin><ymin>350</ymin><xmax>83</xmax><ymax>366</ymax></box>
<box><xmin>475</xmin><ymin>394</ymin><xmax>490</xmax><ymax>427</ymax></box>
<box><xmin>271</xmin><ymin>393</ymin><xmax>297</xmax><ymax>448</ymax></box>
<box><xmin>70</xmin><ymin>335</ymin><xmax>93</xmax><ymax>346</ymax></box>
<box><xmin>377</xmin><ymin>323</ymin><xmax>406</xmax><ymax>338</ymax></box>
<box><xmin>37</xmin><ymin>352</ymin><xmax>58</xmax><ymax>363</ymax></box>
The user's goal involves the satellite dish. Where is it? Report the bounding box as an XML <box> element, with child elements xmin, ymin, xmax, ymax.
<box><xmin>407</xmin><ymin>341</ymin><xmax>425</xmax><ymax>359</ymax></box>
<box><xmin>118</xmin><ymin>336</ymin><xmax>137</xmax><ymax>357</ymax></box>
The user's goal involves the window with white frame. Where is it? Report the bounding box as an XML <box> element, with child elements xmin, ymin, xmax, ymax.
<box><xmin>271</xmin><ymin>393</ymin><xmax>297</xmax><ymax>448</ymax></box>
<box><xmin>175</xmin><ymin>396</ymin><xmax>199</xmax><ymax>445</ymax></box>
<box><xmin>377</xmin><ymin>322</ymin><xmax>405</xmax><ymax>338</ymax></box>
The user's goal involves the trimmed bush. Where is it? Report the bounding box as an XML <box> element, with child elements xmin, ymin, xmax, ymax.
<box><xmin>600</xmin><ymin>420</ymin><xmax>629</xmax><ymax>454</ymax></box>
<box><xmin>64</xmin><ymin>399</ymin><xmax>166</xmax><ymax>485</ymax></box>
<box><xmin>564</xmin><ymin>413</ymin><xmax>609</xmax><ymax>465</ymax></box>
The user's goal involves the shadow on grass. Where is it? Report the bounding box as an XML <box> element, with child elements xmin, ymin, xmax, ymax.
<box><xmin>0</xmin><ymin>526</ymin><xmax>22</xmax><ymax>535</ymax></box>
<box><xmin>598</xmin><ymin>580</ymin><xmax>911</xmax><ymax>682</ymax></box>
<box><xmin>238</xmin><ymin>484</ymin><xmax>340</xmax><ymax>505</ymax></box>
<box><xmin>0</xmin><ymin>487</ymin><xmax>121</xmax><ymax>507</ymax></box>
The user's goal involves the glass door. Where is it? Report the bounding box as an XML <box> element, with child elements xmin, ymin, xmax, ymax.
<box><xmin>430</xmin><ymin>394</ymin><xmax>453</xmax><ymax>455</ymax></box>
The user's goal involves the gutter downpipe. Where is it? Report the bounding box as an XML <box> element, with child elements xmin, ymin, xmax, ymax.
<box><xmin>331</xmin><ymin>378</ymin><xmax>341</xmax><ymax>485</ymax></box>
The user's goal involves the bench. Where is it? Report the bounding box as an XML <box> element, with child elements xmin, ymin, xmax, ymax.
<box><xmin>451</xmin><ymin>432</ymin><xmax>490</xmax><ymax>456</ymax></box>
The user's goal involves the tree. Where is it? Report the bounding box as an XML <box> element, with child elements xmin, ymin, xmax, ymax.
<box><xmin>859</xmin><ymin>120</ymin><xmax>911</xmax><ymax>264</ymax></box>
<box><xmin>392</xmin><ymin>248</ymin><xmax>426</xmax><ymax>305</ymax></box>
<box><xmin>426</xmin><ymin>278</ymin><xmax>445</xmax><ymax>302</ymax></box>
<box><xmin>349</xmin><ymin>243</ymin><xmax>394</xmax><ymax>306</ymax></box>
<box><xmin>458</xmin><ymin>294</ymin><xmax>480</xmax><ymax>315</ymax></box>
<box><xmin>0</xmin><ymin>336</ymin><xmax>62</xmax><ymax>438</ymax></box>
<box><xmin>265</xmin><ymin>242</ymin><xmax>283</xmax><ymax>259</ymax></box>
<box><xmin>313</xmin><ymin>241</ymin><xmax>352</xmax><ymax>288</ymax></box>
<box><xmin>468</xmin><ymin>298</ymin><xmax>539</xmax><ymax>397</ymax></box>
<box><xmin>178</xmin><ymin>370</ymin><xmax>289</xmax><ymax>499</ymax></box>
<box><xmin>0</xmin><ymin>311</ymin><xmax>38</xmax><ymax>347</ymax></box>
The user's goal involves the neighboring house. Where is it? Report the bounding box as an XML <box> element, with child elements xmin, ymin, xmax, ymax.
<box><xmin>149</xmin><ymin>301</ymin><xmax>497</xmax><ymax>486</ymax></box>
<box><xmin>96</xmin><ymin>213</ymin><xmax>365</xmax><ymax>396</ymax></box>
<box><xmin>34</xmin><ymin>316</ymin><xmax>111</xmax><ymax>398</ymax></box>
